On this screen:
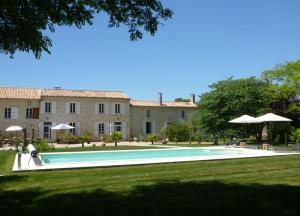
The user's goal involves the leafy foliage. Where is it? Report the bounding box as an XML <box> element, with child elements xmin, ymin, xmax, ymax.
<box><xmin>145</xmin><ymin>133</ymin><xmax>158</xmax><ymax>144</ymax></box>
<box><xmin>0</xmin><ymin>0</ymin><xmax>173</xmax><ymax>58</ymax></box>
<box><xmin>58</xmin><ymin>132</ymin><xmax>79</xmax><ymax>144</ymax></box>
<box><xmin>193</xmin><ymin>77</ymin><xmax>270</xmax><ymax>140</ymax></box>
<box><xmin>110</xmin><ymin>131</ymin><xmax>122</xmax><ymax>146</ymax></box>
<box><xmin>289</xmin><ymin>128</ymin><xmax>300</xmax><ymax>143</ymax></box>
<box><xmin>166</xmin><ymin>122</ymin><xmax>190</xmax><ymax>142</ymax></box>
<box><xmin>261</xmin><ymin>60</ymin><xmax>300</xmax><ymax>128</ymax></box>
<box><xmin>34</xmin><ymin>140</ymin><xmax>55</xmax><ymax>152</ymax></box>
<box><xmin>78</xmin><ymin>132</ymin><xmax>92</xmax><ymax>147</ymax></box>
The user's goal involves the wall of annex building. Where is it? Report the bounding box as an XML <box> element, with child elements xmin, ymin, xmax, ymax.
<box><xmin>130</xmin><ymin>106</ymin><xmax>196</xmax><ymax>138</ymax></box>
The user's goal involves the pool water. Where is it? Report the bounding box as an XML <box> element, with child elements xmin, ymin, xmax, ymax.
<box><xmin>41</xmin><ymin>148</ymin><xmax>244</xmax><ymax>164</ymax></box>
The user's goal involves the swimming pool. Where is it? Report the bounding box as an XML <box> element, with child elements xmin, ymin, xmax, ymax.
<box><xmin>41</xmin><ymin>148</ymin><xmax>244</xmax><ymax>164</ymax></box>
<box><xmin>13</xmin><ymin>147</ymin><xmax>296</xmax><ymax>171</ymax></box>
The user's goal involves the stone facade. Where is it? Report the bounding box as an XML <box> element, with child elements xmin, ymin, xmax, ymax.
<box><xmin>0</xmin><ymin>87</ymin><xmax>197</xmax><ymax>141</ymax></box>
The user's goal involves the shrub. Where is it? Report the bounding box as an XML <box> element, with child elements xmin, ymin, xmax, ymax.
<box><xmin>82</xmin><ymin>132</ymin><xmax>93</xmax><ymax>143</ymax></box>
<box><xmin>194</xmin><ymin>132</ymin><xmax>202</xmax><ymax>144</ymax></box>
<box><xmin>145</xmin><ymin>133</ymin><xmax>158</xmax><ymax>145</ymax></box>
<box><xmin>59</xmin><ymin>132</ymin><xmax>79</xmax><ymax>144</ymax></box>
<box><xmin>166</xmin><ymin>122</ymin><xmax>190</xmax><ymax>142</ymax></box>
<box><xmin>34</xmin><ymin>140</ymin><xmax>55</xmax><ymax>152</ymax></box>
<box><xmin>103</xmin><ymin>135</ymin><xmax>112</xmax><ymax>143</ymax></box>
<box><xmin>110</xmin><ymin>131</ymin><xmax>122</xmax><ymax>146</ymax></box>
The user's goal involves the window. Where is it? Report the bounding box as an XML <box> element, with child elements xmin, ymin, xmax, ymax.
<box><xmin>26</xmin><ymin>108</ymin><xmax>33</xmax><ymax>119</ymax></box>
<box><xmin>43</xmin><ymin>122</ymin><xmax>52</xmax><ymax>139</ymax></box>
<box><xmin>146</xmin><ymin>122</ymin><xmax>152</xmax><ymax>134</ymax></box>
<box><xmin>4</xmin><ymin>108</ymin><xmax>11</xmax><ymax>119</ymax></box>
<box><xmin>115</xmin><ymin>104</ymin><xmax>120</xmax><ymax>114</ymax></box>
<box><xmin>45</xmin><ymin>102</ymin><xmax>52</xmax><ymax>113</ymax></box>
<box><xmin>70</xmin><ymin>103</ymin><xmax>76</xmax><ymax>113</ymax></box>
<box><xmin>181</xmin><ymin>110</ymin><xmax>185</xmax><ymax>118</ymax></box>
<box><xmin>114</xmin><ymin>122</ymin><xmax>122</xmax><ymax>132</ymax></box>
<box><xmin>99</xmin><ymin>104</ymin><xmax>104</xmax><ymax>114</ymax></box>
<box><xmin>69</xmin><ymin>123</ymin><xmax>76</xmax><ymax>135</ymax></box>
<box><xmin>146</xmin><ymin>110</ymin><xmax>151</xmax><ymax>118</ymax></box>
<box><xmin>98</xmin><ymin>123</ymin><xmax>105</xmax><ymax>135</ymax></box>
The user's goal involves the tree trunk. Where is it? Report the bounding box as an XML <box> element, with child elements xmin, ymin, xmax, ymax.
<box><xmin>115</xmin><ymin>141</ymin><xmax>117</xmax><ymax>146</ymax></box>
<box><xmin>81</xmin><ymin>142</ymin><xmax>84</xmax><ymax>148</ymax></box>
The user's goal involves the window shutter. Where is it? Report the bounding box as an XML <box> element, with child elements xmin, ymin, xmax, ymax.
<box><xmin>11</xmin><ymin>107</ymin><xmax>18</xmax><ymax>119</ymax></box>
<box><xmin>121</xmin><ymin>103</ymin><xmax>125</xmax><ymax>115</ymax></box>
<box><xmin>105</xmin><ymin>122</ymin><xmax>110</xmax><ymax>135</ymax></box>
<box><xmin>66</xmin><ymin>102</ymin><xmax>69</xmax><ymax>114</ymax></box>
<box><xmin>39</xmin><ymin>122</ymin><xmax>43</xmax><ymax>138</ymax></box>
<box><xmin>143</xmin><ymin>122</ymin><xmax>146</xmax><ymax>135</ymax></box>
<box><xmin>95</xmin><ymin>103</ymin><xmax>98</xmax><ymax>114</ymax></box>
<box><xmin>41</xmin><ymin>101</ymin><xmax>45</xmax><ymax>114</ymax></box>
<box><xmin>104</xmin><ymin>103</ymin><xmax>109</xmax><ymax>115</ymax></box>
<box><xmin>76</xmin><ymin>102</ymin><xmax>80</xmax><ymax>114</ymax></box>
<box><xmin>52</xmin><ymin>122</ymin><xmax>56</xmax><ymax>140</ymax></box>
<box><xmin>76</xmin><ymin>122</ymin><xmax>80</xmax><ymax>135</ymax></box>
<box><xmin>52</xmin><ymin>102</ymin><xmax>56</xmax><ymax>114</ymax></box>
<box><xmin>94</xmin><ymin>122</ymin><xmax>99</xmax><ymax>136</ymax></box>
<box><xmin>152</xmin><ymin>121</ymin><xmax>156</xmax><ymax>133</ymax></box>
<box><xmin>122</xmin><ymin>122</ymin><xmax>126</xmax><ymax>140</ymax></box>
<box><xmin>111</xmin><ymin>103</ymin><xmax>115</xmax><ymax>114</ymax></box>
<box><xmin>32</xmin><ymin>108</ymin><xmax>39</xmax><ymax>119</ymax></box>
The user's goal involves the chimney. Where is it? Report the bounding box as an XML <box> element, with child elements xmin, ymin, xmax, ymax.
<box><xmin>158</xmin><ymin>92</ymin><xmax>163</xmax><ymax>105</ymax></box>
<box><xmin>190</xmin><ymin>94</ymin><xmax>196</xmax><ymax>104</ymax></box>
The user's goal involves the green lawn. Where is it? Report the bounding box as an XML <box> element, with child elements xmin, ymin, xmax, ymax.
<box><xmin>0</xmin><ymin>150</ymin><xmax>300</xmax><ymax>215</ymax></box>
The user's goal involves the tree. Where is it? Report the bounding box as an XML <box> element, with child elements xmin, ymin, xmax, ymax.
<box><xmin>193</xmin><ymin>77</ymin><xmax>270</xmax><ymax>143</ymax></box>
<box><xmin>166</xmin><ymin>122</ymin><xmax>190</xmax><ymax>142</ymax></box>
<box><xmin>175</xmin><ymin>98</ymin><xmax>190</xmax><ymax>102</ymax></box>
<box><xmin>145</xmin><ymin>133</ymin><xmax>158</xmax><ymax>144</ymax></box>
<box><xmin>110</xmin><ymin>131</ymin><xmax>122</xmax><ymax>146</ymax></box>
<box><xmin>261</xmin><ymin>60</ymin><xmax>300</xmax><ymax>128</ymax></box>
<box><xmin>0</xmin><ymin>0</ymin><xmax>173</xmax><ymax>58</ymax></box>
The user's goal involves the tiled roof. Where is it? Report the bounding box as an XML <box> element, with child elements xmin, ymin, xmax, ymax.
<box><xmin>0</xmin><ymin>87</ymin><xmax>42</xmax><ymax>99</ymax></box>
<box><xmin>0</xmin><ymin>87</ymin><xmax>129</xmax><ymax>99</ymax></box>
<box><xmin>131</xmin><ymin>100</ymin><xmax>197</xmax><ymax>108</ymax></box>
<box><xmin>42</xmin><ymin>89</ymin><xmax>129</xmax><ymax>99</ymax></box>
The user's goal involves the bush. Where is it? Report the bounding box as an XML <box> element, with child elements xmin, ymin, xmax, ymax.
<box><xmin>166</xmin><ymin>122</ymin><xmax>190</xmax><ymax>142</ymax></box>
<box><xmin>194</xmin><ymin>132</ymin><xmax>202</xmax><ymax>144</ymax></box>
<box><xmin>34</xmin><ymin>140</ymin><xmax>55</xmax><ymax>152</ymax></box>
<box><xmin>145</xmin><ymin>133</ymin><xmax>158</xmax><ymax>144</ymax></box>
<box><xmin>82</xmin><ymin>132</ymin><xmax>93</xmax><ymax>143</ymax></box>
<box><xmin>110</xmin><ymin>131</ymin><xmax>122</xmax><ymax>146</ymax></box>
<box><xmin>59</xmin><ymin>132</ymin><xmax>79</xmax><ymax>144</ymax></box>
<box><xmin>103</xmin><ymin>135</ymin><xmax>112</xmax><ymax>143</ymax></box>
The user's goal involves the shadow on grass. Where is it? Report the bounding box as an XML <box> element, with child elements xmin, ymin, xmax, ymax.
<box><xmin>1</xmin><ymin>181</ymin><xmax>300</xmax><ymax>215</ymax></box>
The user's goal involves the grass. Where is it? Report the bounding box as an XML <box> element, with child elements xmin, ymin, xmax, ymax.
<box><xmin>1</xmin><ymin>150</ymin><xmax>300</xmax><ymax>215</ymax></box>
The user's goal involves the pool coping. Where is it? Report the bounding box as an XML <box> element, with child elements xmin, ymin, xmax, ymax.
<box><xmin>12</xmin><ymin>147</ymin><xmax>299</xmax><ymax>172</ymax></box>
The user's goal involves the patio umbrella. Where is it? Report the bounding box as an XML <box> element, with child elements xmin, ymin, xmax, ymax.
<box><xmin>229</xmin><ymin>115</ymin><xmax>261</xmax><ymax>124</ymax></box>
<box><xmin>5</xmin><ymin>126</ymin><xmax>23</xmax><ymax>132</ymax></box>
<box><xmin>51</xmin><ymin>123</ymin><xmax>75</xmax><ymax>143</ymax></box>
<box><xmin>229</xmin><ymin>115</ymin><xmax>261</xmax><ymax>140</ymax></box>
<box><xmin>5</xmin><ymin>126</ymin><xmax>25</xmax><ymax>150</ymax></box>
<box><xmin>255</xmin><ymin>113</ymin><xmax>292</xmax><ymax>144</ymax></box>
<box><xmin>255</xmin><ymin>113</ymin><xmax>292</xmax><ymax>122</ymax></box>
<box><xmin>51</xmin><ymin>123</ymin><xmax>75</xmax><ymax>130</ymax></box>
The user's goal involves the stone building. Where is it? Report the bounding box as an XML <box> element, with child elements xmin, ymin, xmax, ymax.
<box><xmin>0</xmin><ymin>87</ymin><xmax>197</xmax><ymax>141</ymax></box>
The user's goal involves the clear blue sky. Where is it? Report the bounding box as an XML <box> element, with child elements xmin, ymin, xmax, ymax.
<box><xmin>1</xmin><ymin>0</ymin><xmax>300</xmax><ymax>101</ymax></box>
